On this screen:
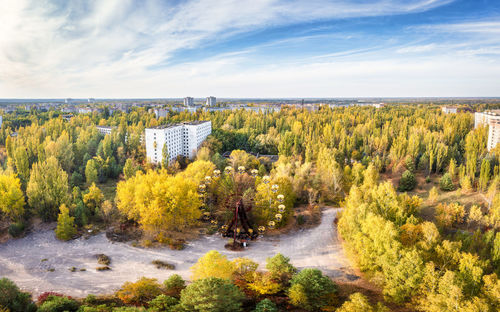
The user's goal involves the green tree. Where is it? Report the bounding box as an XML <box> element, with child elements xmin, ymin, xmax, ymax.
<box><xmin>148</xmin><ymin>295</ymin><xmax>179</xmax><ymax>312</ymax></box>
<box><xmin>288</xmin><ymin>268</ymin><xmax>337</xmax><ymax>311</ymax></box>
<box><xmin>254</xmin><ymin>298</ymin><xmax>278</xmax><ymax>312</ymax></box>
<box><xmin>55</xmin><ymin>204</ymin><xmax>77</xmax><ymax>241</ymax></box>
<box><xmin>266</xmin><ymin>253</ymin><xmax>297</xmax><ymax>286</ymax></box>
<box><xmin>398</xmin><ymin>170</ymin><xmax>417</xmax><ymax>192</ymax></box>
<box><xmin>439</xmin><ymin>173</ymin><xmax>454</xmax><ymax>192</ymax></box>
<box><xmin>123</xmin><ymin>159</ymin><xmax>138</xmax><ymax>179</ymax></box>
<box><xmin>27</xmin><ymin>156</ymin><xmax>69</xmax><ymax>221</ymax></box>
<box><xmin>179</xmin><ymin>277</ymin><xmax>244</xmax><ymax>312</ymax></box>
<box><xmin>479</xmin><ymin>158</ymin><xmax>491</xmax><ymax>192</ymax></box>
<box><xmin>83</xmin><ymin>183</ymin><xmax>104</xmax><ymax>216</ymax></box>
<box><xmin>0</xmin><ymin>278</ymin><xmax>37</xmax><ymax>312</ymax></box>
<box><xmin>85</xmin><ymin>159</ymin><xmax>99</xmax><ymax>185</ymax></box>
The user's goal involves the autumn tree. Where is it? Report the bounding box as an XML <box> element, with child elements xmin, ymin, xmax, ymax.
<box><xmin>0</xmin><ymin>173</ymin><xmax>25</xmax><ymax>221</ymax></box>
<box><xmin>55</xmin><ymin>204</ymin><xmax>76</xmax><ymax>241</ymax></box>
<box><xmin>83</xmin><ymin>183</ymin><xmax>104</xmax><ymax>216</ymax></box>
<box><xmin>179</xmin><ymin>277</ymin><xmax>244</xmax><ymax>312</ymax></box>
<box><xmin>27</xmin><ymin>157</ymin><xmax>69</xmax><ymax>221</ymax></box>
<box><xmin>190</xmin><ymin>250</ymin><xmax>235</xmax><ymax>280</ymax></box>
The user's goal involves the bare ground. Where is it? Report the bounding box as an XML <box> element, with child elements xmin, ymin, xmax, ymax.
<box><xmin>0</xmin><ymin>208</ymin><xmax>357</xmax><ymax>298</ymax></box>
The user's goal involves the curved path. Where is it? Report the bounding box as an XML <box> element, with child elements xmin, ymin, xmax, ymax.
<box><xmin>0</xmin><ymin>208</ymin><xmax>354</xmax><ymax>297</ymax></box>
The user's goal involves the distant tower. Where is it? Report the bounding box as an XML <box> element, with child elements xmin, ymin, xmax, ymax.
<box><xmin>206</xmin><ymin>96</ymin><xmax>216</xmax><ymax>107</ymax></box>
<box><xmin>184</xmin><ymin>97</ymin><xmax>194</xmax><ymax>106</ymax></box>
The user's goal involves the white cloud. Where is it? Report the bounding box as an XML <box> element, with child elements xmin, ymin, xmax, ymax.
<box><xmin>3</xmin><ymin>0</ymin><xmax>497</xmax><ymax>98</ymax></box>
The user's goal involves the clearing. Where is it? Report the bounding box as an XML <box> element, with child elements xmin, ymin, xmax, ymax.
<box><xmin>0</xmin><ymin>208</ymin><xmax>356</xmax><ymax>297</ymax></box>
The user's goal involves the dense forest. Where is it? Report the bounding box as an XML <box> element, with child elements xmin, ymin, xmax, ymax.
<box><xmin>1</xmin><ymin>104</ymin><xmax>500</xmax><ymax>311</ymax></box>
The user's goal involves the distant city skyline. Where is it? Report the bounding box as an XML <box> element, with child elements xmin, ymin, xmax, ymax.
<box><xmin>1</xmin><ymin>0</ymin><xmax>499</xmax><ymax>98</ymax></box>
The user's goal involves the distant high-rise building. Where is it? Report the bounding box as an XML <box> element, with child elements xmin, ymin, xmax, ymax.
<box><xmin>184</xmin><ymin>97</ymin><xmax>194</xmax><ymax>106</ymax></box>
<box><xmin>475</xmin><ymin>111</ymin><xmax>500</xmax><ymax>151</ymax></box>
<box><xmin>145</xmin><ymin>121</ymin><xmax>212</xmax><ymax>164</ymax></box>
<box><xmin>206</xmin><ymin>96</ymin><xmax>216</xmax><ymax>107</ymax></box>
<box><xmin>0</xmin><ymin>115</ymin><xmax>2</xmax><ymax>128</ymax></box>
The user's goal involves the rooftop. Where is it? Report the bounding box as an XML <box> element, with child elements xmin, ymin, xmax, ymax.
<box><xmin>146</xmin><ymin>120</ymin><xmax>210</xmax><ymax>130</ymax></box>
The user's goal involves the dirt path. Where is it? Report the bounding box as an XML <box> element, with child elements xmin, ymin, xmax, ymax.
<box><xmin>0</xmin><ymin>208</ymin><xmax>356</xmax><ymax>297</ymax></box>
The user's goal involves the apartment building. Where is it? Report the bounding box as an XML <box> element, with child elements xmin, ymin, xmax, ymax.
<box><xmin>96</xmin><ymin>125</ymin><xmax>115</xmax><ymax>135</ymax></box>
<box><xmin>206</xmin><ymin>96</ymin><xmax>216</xmax><ymax>107</ymax></box>
<box><xmin>184</xmin><ymin>97</ymin><xmax>194</xmax><ymax>106</ymax></box>
<box><xmin>145</xmin><ymin>121</ymin><xmax>212</xmax><ymax>164</ymax></box>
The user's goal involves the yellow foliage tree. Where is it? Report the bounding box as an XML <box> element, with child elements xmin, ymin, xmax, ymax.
<box><xmin>116</xmin><ymin>169</ymin><xmax>201</xmax><ymax>234</ymax></box>
<box><xmin>190</xmin><ymin>250</ymin><xmax>235</xmax><ymax>280</ymax></box>
<box><xmin>0</xmin><ymin>173</ymin><xmax>25</xmax><ymax>221</ymax></box>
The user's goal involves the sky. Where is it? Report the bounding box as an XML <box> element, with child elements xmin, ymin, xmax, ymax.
<box><xmin>0</xmin><ymin>0</ymin><xmax>499</xmax><ymax>98</ymax></box>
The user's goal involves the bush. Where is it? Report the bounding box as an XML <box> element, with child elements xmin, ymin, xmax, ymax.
<box><xmin>152</xmin><ymin>260</ymin><xmax>175</xmax><ymax>270</ymax></box>
<box><xmin>37</xmin><ymin>295</ymin><xmax>79</xmax><ymax>312</ymax></box>
<box><xmin>439</xmin><ymin>173</ymin><xmax>454</xmax><ymax>191</ymax></box>
<box><xmin>179</xmin><ymin>277</ymin><xmax>244</xmax><ymax>312</ymax></box>
<box><xmin>96</xmin><ymin>266</ymin><xmax>111</xmax><ymax>271</ymax></box>
<box><xmin>148</xmin><ymin>295</ymin><xmax>179</xmax><ymax>312</ymax></box>
<box><xmin>116</xmin><ymin>277</ymin><xmax>163</xmax><ymax>305</ymax></box>
<box><xmin>337</xmin><ymin>292</ymin><xmax>388</xmax><ymax>312</ymax></box>
<box><xmin>288</xmin><ymin>268</ymin><xmax>337</xmax><ymax>311</ymax></box>
<box><xmin>163</xmin><ymin>274</ymin><xmax>186</xmax><ymax>298</ymax></box>
<box><xmin>37</xmin><ymin>292</ymin><xmax>66</xmax><ymax>304</ymax></box>
<box><xmin>8</xmin><ymin>222</ymin><xmax>25</xmax><ymax>238</ymax></box>
<box><xmin>436</xmin><ymin>202</ymin><xmax>465</xmax><ymax>228</ymax></box>
<box><xmin>0</xmin><ymin>278</ymin><xmax>37</xmax><ymax>312</ymax></box>
<box><xmin>96</xmin><ymin>254</ymin><xmax>111</xmax><ymax>265</ymax></box>
<box><xmin>398</xmin><ymin>170</ymin><xmax>416</xmax><ymax>192</ymax></box>
<box><xmin>254</xmin><ymin>298</ymin><xmax>278</xmax><ymax>312</ymax></box>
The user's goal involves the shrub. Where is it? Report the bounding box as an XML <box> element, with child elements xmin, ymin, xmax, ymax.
<box><xmin>96</xmin><ymin>266</ymin><xmax>111</xmax><ymax>271</ymax></box>
<box><xmin>297</xmin><ymin>215</ymin><xmax>305</xmax><ymax>225</ymax></box>
<box><xmin>37</xmin><ymin>292</ymin><xmax>66</xmax><ymax>304</ymax></box>
<box><xmin>148</xmin><ymin>295</ymin><xmax>179</xmax><ymax>312</ymax></box>
<box><xmin>436</xmin><ymin>202</ymin><xmax>465</xmax><ymax>228</ymax></box>
<box><xmin>439</xmin><ymin>173</ymin><xmax>454</xmax><ymax>191</ymax></box>
<box><xmin>152</xmin><ymin>260</ymin><xmax>175</xmax><ymax>270</ymax></box>
<box><xmin>428</xmin><ymin>186</ymin><xmax>439</xmax><ymax>203</ymax></box>
<box><xmin>265</xmin><ymin>253</ymin><xmax>297</xmax><ymax>285</ymax></box>
<box><xmin>254</xmin><ymin>298</ymin><xmax>278</xmax><ymax>312</ymax></box>
<box><xmin>398</xmin><ymin>170</ymin><xmax>416</xmax><ymax>192</ymax></box>
<box><xmin>96</xmin><ymin>254</ymin><xmax>111</xmax><ymax>265</ymax></box>
<box><xmin>37</xmin><ymin>295</ymin><xmax>79</xmax><ymax>312</ymax></box>
<box><xmin>8</xmin><ymin>222</ymin><xmax>25</xmax><ymax>238</ymax></box>
<box><xmin>0</xmin><ymin>278</ymin><xmax>37</xmax><ymax>312</ymax></box>
<box><xmin>179</xmin><ymin>277</ymin><xmax>244</xmax><ymax>312</ymax></box>
<box><xmin>190</xmin><ymin>250</ymin><xmax>235</xmax><ymax>280</ymax></box>
<box><xmin>116</xmin><ymin>277</ymin><xmax>163</xmax><ymax>305</ymax></box>
<box><xmin>163</xmin><ymin>274</ymin><xmax>186</xmax><ymax>298</ymax></box>
<box><xmin>288</xmin><ymin>268</ymin><xmax>337</xmax><ymax>311</ymax></box>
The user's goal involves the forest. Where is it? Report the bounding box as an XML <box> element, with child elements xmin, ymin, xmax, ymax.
<box><xmin>1</xmin><ymin>103</ymin><xmax>500</xmax><ymax>311</ymax></box>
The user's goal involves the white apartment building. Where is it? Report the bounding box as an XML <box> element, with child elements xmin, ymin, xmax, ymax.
<box><xmin>488</xmin><ymin>118</ymin><xmax>500</xmax><ymax>151</ymax></box>
<box><xmin>206</xmin><ymin>96</ymin><xmax>216</xmax><ymax>107</ymax></box>
<box><xmin>184</xmin><ymin>97</ymin><xmax>194</xmax><ymax>106</ymax></box>
<box><xmin>475</xmin><ymin>111</ymin><xmax>500</xmax><ymax>151</ymax></box>
<box><xmin>145</xmin><ymin>121</ymin><xmax>212</xmax><ymax>164</ymax></box>
<box><xmin>0</xmin><ymin>115</ymin><xmax>2</xmax><ymax>128</ymax></box>
<box><xmin>96</xmin><ymin>125</ymin><xmax>115</xmax><ymax>135</ymax></box>
<box><xmin>474</xmin><ymin>110</ymin><xmax>500</xmax><ymax>129</ymax></box>
<box><xmin>441</xmin><ymin>106</ymin><xmax>458</xmax><ymax>114</ymax></box>
<box><xmin>154</xmin><ymin>108</ymin><xmax>169</xmax><ymax>118</ymax></box>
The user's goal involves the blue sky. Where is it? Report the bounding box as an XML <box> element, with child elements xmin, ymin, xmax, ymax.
<box><xmin>0</xmin><ymin>0</ymin><xmax>499</xmax><ymax>98</ymax></box>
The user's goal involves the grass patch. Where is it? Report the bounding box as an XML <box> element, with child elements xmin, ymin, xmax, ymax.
<box><xmin>97</xmin><ymin>180</ymin><xmax>118</xmax><ymax>201</ymax></box>
<box><xmin>151</xmin><ymin>260</ymin><xmax>175</xmax><ymax>270</ymax></box>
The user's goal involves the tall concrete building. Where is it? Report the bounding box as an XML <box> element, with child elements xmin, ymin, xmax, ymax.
<box><xmin>145</xmin><ymin>121</ymin><xmax>212</xmax><ymax>164</ymax></box>
<box><xmin>184</xmin><ymin>97</ymin><xmax>194</xmax><ymax>106</ymax></box>
<box><xmin>441</xmin><ymin>106</ymin><xmax>458</xmax><ymax>114</ymax></box>
<box><xmin>475</xmin><ymin>111</ymin><xmax>500</xmax><ymax>151</ymax></box>
<box><xmin>206</xmin><ymin>96</ymin><xmax>216</xmax><ymax>107</ymax></box>
<box><xmin>0</xmin><ymin>115</ymin><xmax>2</xmax><ymax>128</ymax></box>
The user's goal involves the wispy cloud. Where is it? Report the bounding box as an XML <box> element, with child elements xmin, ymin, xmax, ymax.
<box><xmin>2</xmin><ymin>0</ymin><xmax>499</xmax><ymax>97</ymax></box>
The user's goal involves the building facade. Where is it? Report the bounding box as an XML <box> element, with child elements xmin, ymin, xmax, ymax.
<box><xmin>441</xmin><ymin>106</ymin><xmax>458</xmax><ymax>114</ymax></box>
<box><xmin>96</xmin><ymin>125</ymin><xmax>115</xmax><ymax>135</ymax></box>
<box><xmin>0</xmin><ymin>115</ymin><xmax>2</xmax><ymax>128</ymax></box>
<box><xmin>206</xmin><ymin>96</ymin><xmax>216</xmax><ymax>107</ymax></box>
<box><xmin>145</xmin><ymin>121</ymin><xmax>212</xmax><ymax>164</ymax></box>
<box><xmin>474</xmin><ymin>111</ymin><xmax>500</xmax><ymax>151</ymax></box>
<box><xmin>184</xmin><ymin>97</ymin><xmax>194</xmax><ymax>106</ymax></box>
